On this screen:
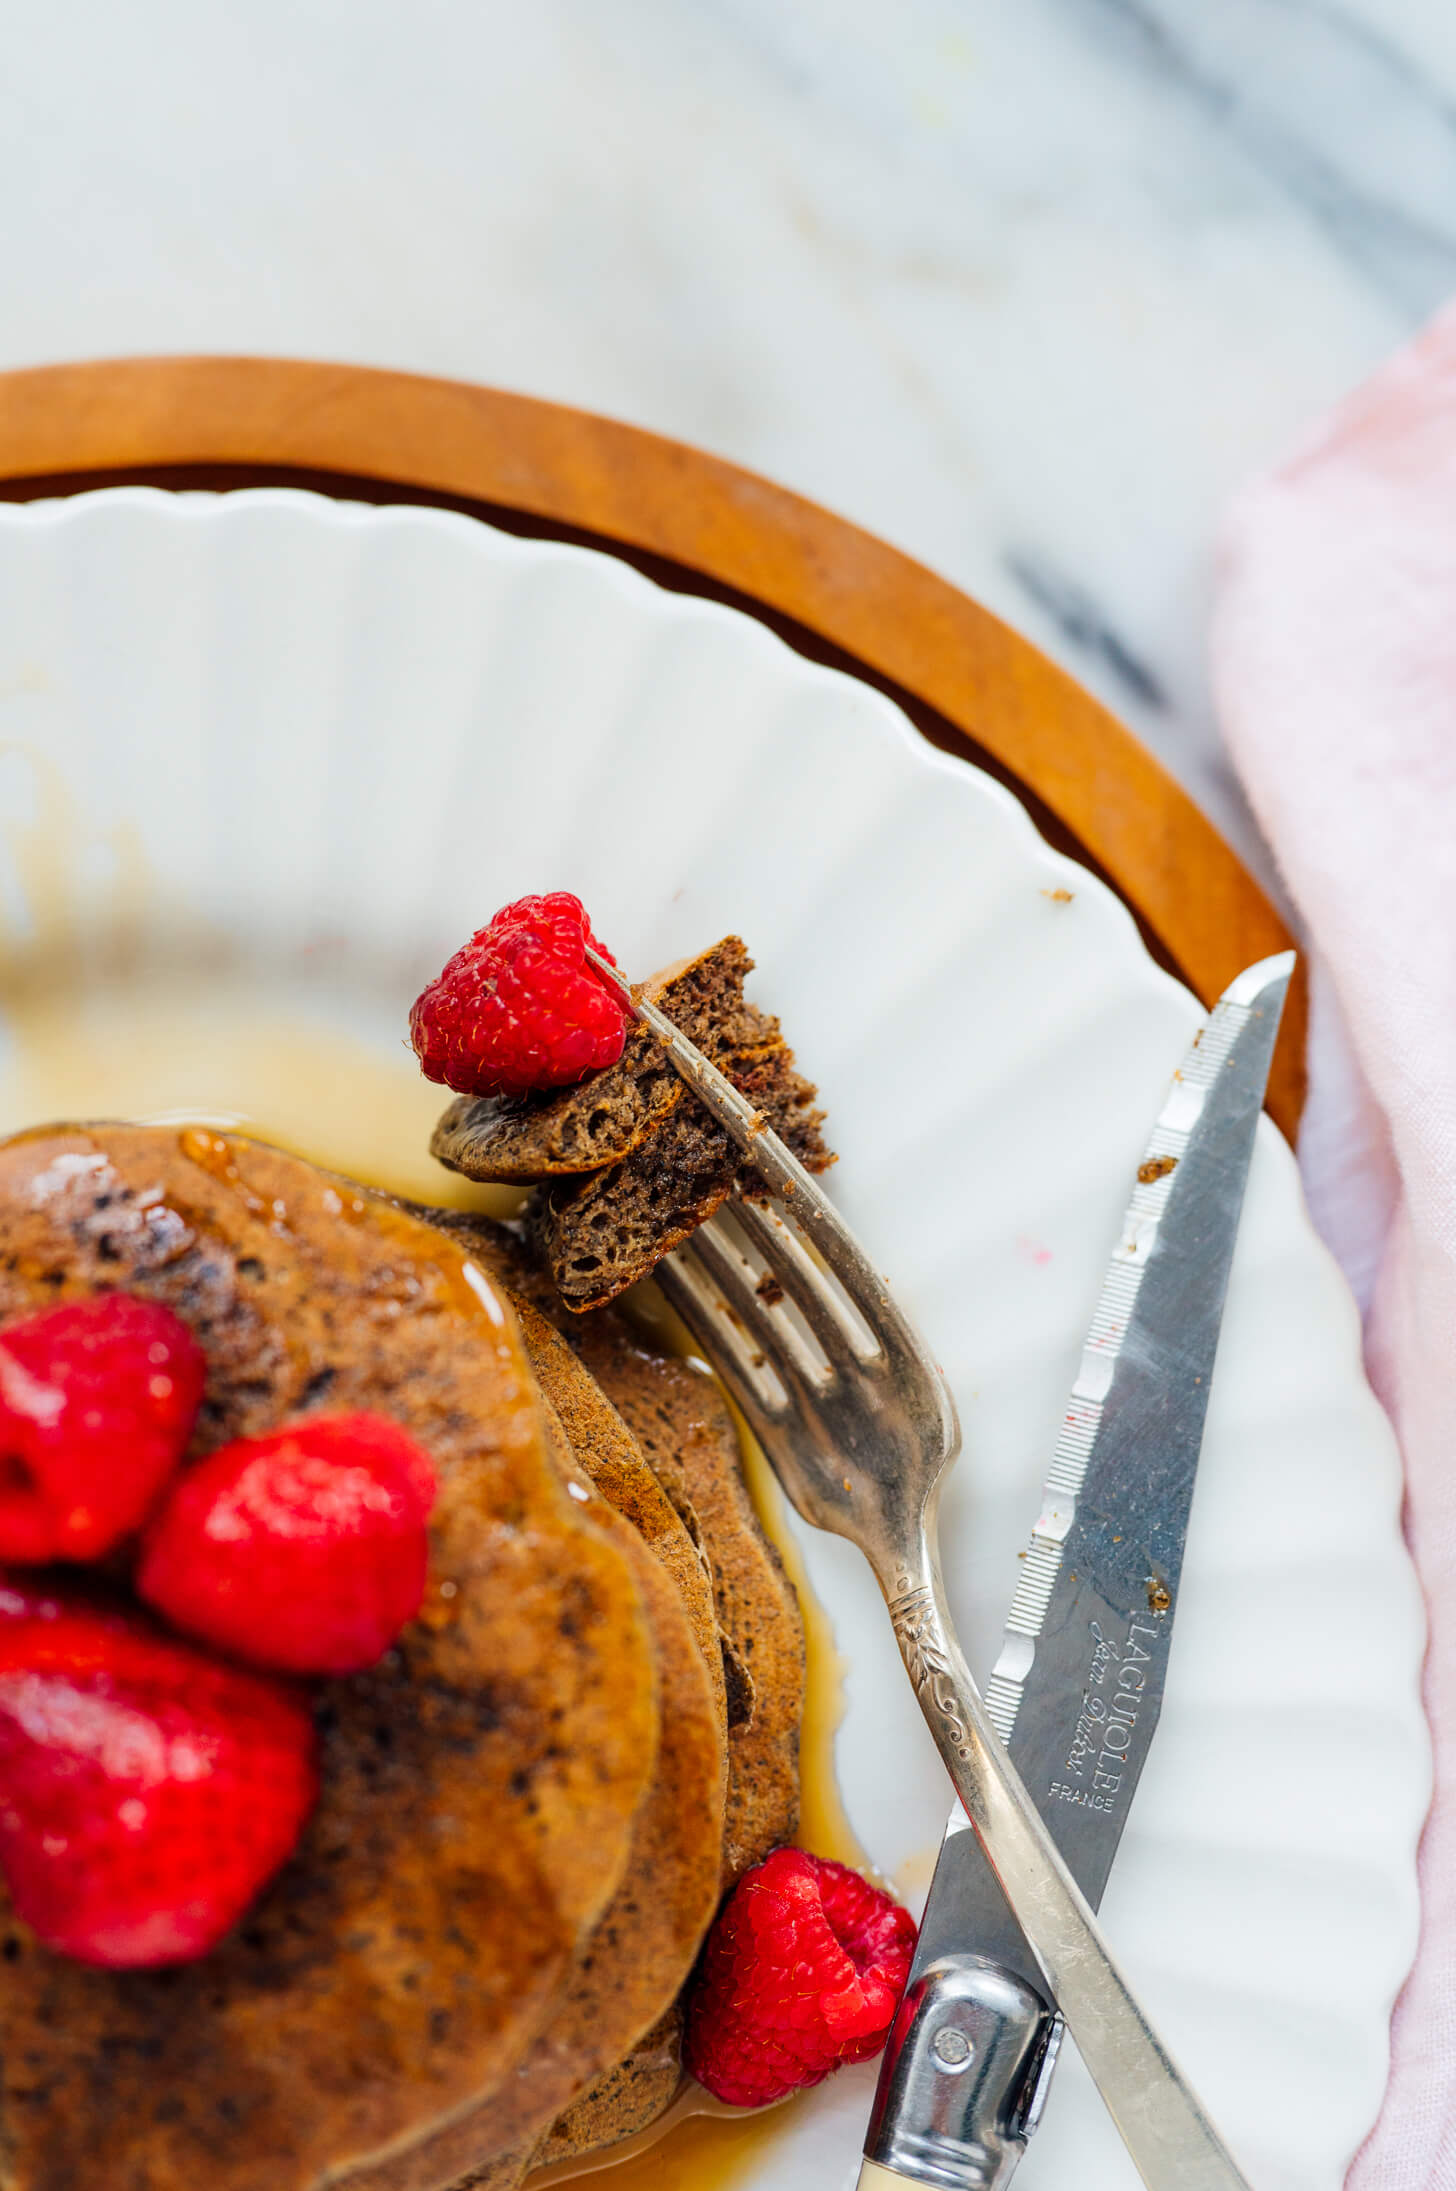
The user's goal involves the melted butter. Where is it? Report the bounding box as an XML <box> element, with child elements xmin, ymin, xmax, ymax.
<box><xmin>0</xmin><ymin>967</ymin><xmax>861</xmax><ymax>2191</ymax></box>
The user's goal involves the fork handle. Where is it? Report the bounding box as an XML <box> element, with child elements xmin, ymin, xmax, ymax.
<box><xmin>880</xmin><ymin>1550</ymin><xmax>1251</xmax><ymax>2191</ymax></box>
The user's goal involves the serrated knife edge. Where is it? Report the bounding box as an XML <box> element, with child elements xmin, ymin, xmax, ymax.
<box><xmin>984</xmin><ymin>968</ymin><xmax>1275</xmax><ymax>1746</ymax></box>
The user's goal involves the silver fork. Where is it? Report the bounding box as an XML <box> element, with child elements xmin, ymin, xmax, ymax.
<box><xmin>585</xmin><ymin>947</ymin><xmax>1250</xmax><ymax>2191</ymax></box>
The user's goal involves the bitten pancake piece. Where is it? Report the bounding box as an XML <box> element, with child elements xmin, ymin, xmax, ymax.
<box><xmin>526</xmin><ymin>1041</ymin><xmax>832</xmax><ymax>1313</ymax></box>
<box><xmin>0</xmin><ymin>1127</ymin><xmax>658</xmax><ymax>2191</ymax></box>
<box><xmin>429</xmin><ymin>939</ymin><xmax>771</xmax><ymax>1183</ymax></box>
<box><xmin>357</xmin><ymin>1395</ymin><xmax>724</xmax><ymax>2191</ymax></box>
<box><xmin>427</xmin><ymin>933</ymin><xmax>835</xmax><ymax>1314</ymax></box>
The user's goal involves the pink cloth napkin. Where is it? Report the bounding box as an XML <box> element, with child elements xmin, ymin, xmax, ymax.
<box><xmin>1214</xmin><ymin>300</ymin><xmax>1456</xmax><ymax>2189</ymax></box>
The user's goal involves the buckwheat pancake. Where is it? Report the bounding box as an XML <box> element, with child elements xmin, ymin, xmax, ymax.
<box><xmin>525</xmin><ymin>1334</ymin><xmax>808</xmax><ymax>2182</ymax></box>
<box><xmin>426</xmin><ymin>1212</ymin><xmax>804</xmax><ymax>1884</ymax></box>
<box><xmin>0</xmin><ymin>1126</ymin><xmax>658</xmax><ymax>2191</ymax></box>
<box><xmin>513</xmin><ymin>1299</ymin><xmax>726</xmax><ymax>1743</ymax></box>
<box><xmin>532</xmin><ymin>2006</ymin><xmax>683</xmax><ymax>2176</ymax></box>
<box><xmin>560</xmin><ymin>1313</ymin><xmax>805</xmax><ymax>1887</ymax></box>
<box><xmin>357</xmin><ymin>1384</ymin><xmax>726</xmax><ymax>2191</ymax></box>
<box><xmin>424</xmin><ymin>1212</ymin><xmax>807</xmax><ymax>2181</ymax></box>
<box><xmin>525</xmin><ymin>1039</ymin><xmax>831</xmax><ymax>1312</ymax></box>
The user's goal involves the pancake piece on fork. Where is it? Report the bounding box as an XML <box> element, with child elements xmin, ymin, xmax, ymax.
<box><xmin>429</xmin><ymin>937</ymin><xmax>833</xmax><ymax>1312</ymax></box>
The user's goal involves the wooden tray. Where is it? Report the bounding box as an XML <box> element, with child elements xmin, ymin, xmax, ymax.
<box><xmin>0</xmin><ymin>355</ymin><xmax>1301</xmax><ymax>1133</ymax></box>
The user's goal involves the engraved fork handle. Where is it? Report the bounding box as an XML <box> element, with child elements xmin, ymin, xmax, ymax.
<box><xmin>878</xmin><ymin>1542</ymin><xmax>1251</xmax><ymax>2191</ymax></box>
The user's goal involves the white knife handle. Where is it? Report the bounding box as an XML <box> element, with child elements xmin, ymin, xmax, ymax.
<box><xmin>858</xmin><ymin>2166</ymin><xmax>915</xmax><ymax>2191</ymax></box>
<box><xmin>883</xmin><ymin>1554</ymin><xmax>1251</xmax><ymax>2190</ymax></box>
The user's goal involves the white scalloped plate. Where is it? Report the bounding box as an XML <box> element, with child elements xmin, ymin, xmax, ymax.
<box><xmin>0</xmin><ymin>489</ymin><xmax>1427</xmax><ymax>2191</ymax></box>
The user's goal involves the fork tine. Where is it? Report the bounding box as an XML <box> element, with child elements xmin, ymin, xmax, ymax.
<box><xmin>687</xmin><ymin>1215</ymin><xmax>834</xmax><ymax>1392</ymax></box>
<box><xmin>728</xmin><ymin>1197</ymin><xmax>883</xmax><ymax>1365</ymax></box>
<box><xmin>654</xmin><ymin>1245</ymin><xmax>792</xmax><ymax>1425</ymax></box>
<box><xmin>669</xmin><ymin>1221</ymin><xmax>769</xmax><ymax>1347</ymax></box>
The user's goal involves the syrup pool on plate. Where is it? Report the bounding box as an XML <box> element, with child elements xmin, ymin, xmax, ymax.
<box><xmin>0</xmin><ymin>971</ymin><xmax>884</xmax><ymax>2190</ymax></box>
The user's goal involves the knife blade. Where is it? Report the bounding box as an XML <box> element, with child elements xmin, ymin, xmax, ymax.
<box><xmin>859</xmin><ymin>950</ymin><xmax>1294</xmax><ymax>2191</ymax></box>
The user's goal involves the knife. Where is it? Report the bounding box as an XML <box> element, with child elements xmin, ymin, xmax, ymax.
<box><xmin>858</xmin><ymin>949</ymin><xmax>1294</xmax><ymax>2191</ymax></box>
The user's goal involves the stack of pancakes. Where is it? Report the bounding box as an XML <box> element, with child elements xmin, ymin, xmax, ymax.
<box><xmin>0</xmin><ymin>1124</ymin><xmax>806</xmax><ymax>2191</ymax></box>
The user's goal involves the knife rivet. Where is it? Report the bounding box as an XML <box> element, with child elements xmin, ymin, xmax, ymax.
<box><xmin>931</xmin><ymin>2028</ymin><xmax>973</xmax><ymax>2071</ymax></box>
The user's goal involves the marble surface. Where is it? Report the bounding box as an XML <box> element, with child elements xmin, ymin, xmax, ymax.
<box><xmin>3</xmin><ymin>0</ymin><xmax>1455</xmax><ymax>881</ymax></box>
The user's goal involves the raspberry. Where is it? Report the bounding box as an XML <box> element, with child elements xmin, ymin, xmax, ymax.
<box><xmin>0</xmin><ymin>1294</ymin><xmax>205</xmax><ymax>1563</ymax></box>
<box><xmin>409</xmin><ymin>891</ymin><xmax>628</xmax><ymax>1098</ymax></box>
<box><xmin>684</xmin><ymin>1847</ymin><xmax>916</xmax><ymax>2107</ymax></box>
<box><xmin>0</xmin><ymin>1579</ymin><xmax>317</xmax><ymax>1968</ymax></box>
<box><xmin>137</xmin><ymin>1412</ymin><xmax>439</xmax><ymax>1676</ymax></box>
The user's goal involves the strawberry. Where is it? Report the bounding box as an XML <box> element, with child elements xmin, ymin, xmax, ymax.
<box><xmin>137</xmin><ymin>1411</ymin><xmax>439</xmax><ymax>1676</ymax></box>
<box><xmin>0</xmin><ymin>1580</ymin><xmax>317</xmax><ymax>1968</ymax></box>
<box><xmin>409</xmin><ymin>891</ymin><xmax>628</xmax><ymax>1098</ymax></box>
<box><xmin>684</xmin><ymin>1847</ymin><xmax>916</xmax><ymax>2107</ymax></box>
<box><xmin>0</xmin><ymin>1294</ymin><xmax>205</xmax><ymax>1563</ymax></box>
